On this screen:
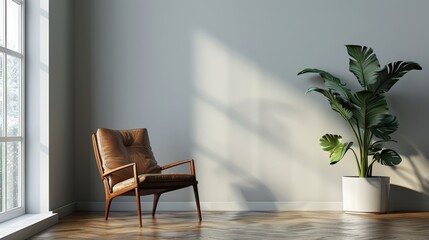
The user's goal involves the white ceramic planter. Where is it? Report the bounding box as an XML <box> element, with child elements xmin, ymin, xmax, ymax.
<box><xmin>342</xmin><ymin>176</ymin><xmax>390</xmax><ymax>213</ymax></box>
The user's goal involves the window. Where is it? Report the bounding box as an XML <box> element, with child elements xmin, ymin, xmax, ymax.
<box><xmin>0</xmin><ymin>0</ymin><xmax>24</xmax><ymax>223</ymax></box>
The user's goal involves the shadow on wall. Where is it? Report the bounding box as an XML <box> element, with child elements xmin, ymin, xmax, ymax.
<box><xmin>390</xmin><ymin>185</ymin><xmax>429</xmax><ymax>212</ymax></box>
<box><xmin>385</xmin><ymin>134</ymin><xmax>429</xmax><ymax>211</ymax></box>
<box><xmin>195</xmin><ymin>143</ymin><xmax>278</xmax><ymax>210</ymax></box>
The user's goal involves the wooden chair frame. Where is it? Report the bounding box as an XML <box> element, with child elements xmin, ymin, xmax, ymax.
<box><xmin>92</xmin><ymin>133</ymin><xmax>202</xmax><ymax>227</ymax></box>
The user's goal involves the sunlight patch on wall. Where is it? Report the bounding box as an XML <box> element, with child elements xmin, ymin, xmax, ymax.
<box><xmin>39</xmin><ymin>0</ymin><xmax>50</xmax><ymax>213</ymax></box>
<box><xmin>191</xmin><ymin>30</ymin><xmax>342</xmax><ymax>203</ymax></box>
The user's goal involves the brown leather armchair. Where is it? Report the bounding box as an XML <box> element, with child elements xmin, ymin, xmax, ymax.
<box><xmin>92</xmin><ymin>128</ymin><xmax>202</xmax><ymax>227</ymax></box>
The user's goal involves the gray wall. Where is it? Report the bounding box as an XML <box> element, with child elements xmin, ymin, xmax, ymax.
<box><xmin>74</xmin><ymin>0</ymin><xmax>429</xmax><ymax>211</ymax></box>
<box><xmin>49</xmin><ymin>0</ymin><xmax>75</xmax><ymax>212</ymax></box>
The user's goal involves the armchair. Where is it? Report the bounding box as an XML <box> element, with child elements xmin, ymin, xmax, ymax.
<box><xmin>92</xmin><ymin>128</ymin><xmax>202</xmax><ymax>227</ymax></box>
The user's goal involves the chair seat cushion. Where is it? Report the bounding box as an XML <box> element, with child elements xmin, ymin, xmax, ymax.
<box><xmin>112</xmin><ymin>173</ymin><xmax>196</xmax><ymax>192</ymax></box>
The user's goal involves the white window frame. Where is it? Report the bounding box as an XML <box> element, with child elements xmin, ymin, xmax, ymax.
<box><xmin>0</xmin><ymin>0</ymin><xmax>25</xmax><ymax>223</ymax></box>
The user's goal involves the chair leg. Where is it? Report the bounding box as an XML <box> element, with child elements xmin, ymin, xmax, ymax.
<box><xmin>135</xmin><ymin>188</ymin><xmax>142</xmax><ymax>227</ymax></box>
<box><xmin>105</xmin><ymin>198</ymin><xmax>112</xmax><ymax>221</ymax></box>
<box><xmin>152</xmin><ymin>193</ymin><xmax>161</xmax><ymax>217</ymax></box>
<box><xmin>193</xmin><ymin>184</ymin><xmax>202</xmax><ymax>221</ymax></box>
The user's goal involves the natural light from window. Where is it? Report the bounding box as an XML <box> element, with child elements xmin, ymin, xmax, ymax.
<box><xmin>0</xmin><ymin>0</ymin><xmax>24</xmax><ymax>223</ymax></box>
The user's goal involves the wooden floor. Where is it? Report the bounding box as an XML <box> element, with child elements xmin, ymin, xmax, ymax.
<box><xmin>30</xmin><ymin>211</ymin><xmax>429</xmax><ymax>239</ymax></box>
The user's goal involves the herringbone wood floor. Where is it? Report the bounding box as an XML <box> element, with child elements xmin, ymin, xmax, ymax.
<box><xmin>30</xmin><ymin>211</ymin><xmax>429</xmax><ymax>239</ymax></box>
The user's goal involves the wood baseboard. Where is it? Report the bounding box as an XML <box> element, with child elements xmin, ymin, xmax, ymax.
<box><xmin>76</xmin><ymin>201</ymin><xmax>343</xmax><ymax>211</ymax></box>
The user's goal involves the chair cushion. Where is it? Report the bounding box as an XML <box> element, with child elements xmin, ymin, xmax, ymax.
<box><xmin>96</xmin><ymin>128</ymin><xmax>161</xmax><ymax>186</ymax></box>
<box><xmin>112</xmin><ymin>173</ymin><xmax>196</xmax><ymax>192</ymax></box>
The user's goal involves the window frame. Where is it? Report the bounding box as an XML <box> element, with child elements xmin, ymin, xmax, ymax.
<box><xmin>0</xmin><ymin>0</ymin><xmax>25</xmax><ymax>223</ymax></box>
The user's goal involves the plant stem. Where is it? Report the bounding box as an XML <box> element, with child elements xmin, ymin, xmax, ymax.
<box><xmin>366</xmin><ymin>158</ymin><xmax>377</xmax><ymax>176</ymax></box>
<box><xmin>360</xmin><ymin>128</ymin><xmax>372</xmax><ymax>177</ymax></box>
<box><xmin>351</xmin><ymin>148</ymin><xmax>360</xmax><ymax>171</ymax></box>
<box><xmin>349</xmin><ymin>120</ymin><xmax>365</xmax><ymax>177</ymax></box>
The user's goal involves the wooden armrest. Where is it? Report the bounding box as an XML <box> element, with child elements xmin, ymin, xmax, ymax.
<box><xmin>102</xmin><ymin>163</ymin><xmax>136</xmax><ymax>177</ymax></box>
<box><xmin>161</xmin><ymin>159</ymin><xmax>196</xmax><ymax>175</ymax></box>
<box><xmin>102</xmin><ymin>163</ymin><xmax>139</xmax><ymax>192</ymax></box>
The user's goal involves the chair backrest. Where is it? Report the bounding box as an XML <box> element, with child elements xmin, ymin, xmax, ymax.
<box><xmin>94</xmin><ymin>128</ymin><xmax>161</xmax><ymax>186</ymax></box>
<box><xmin>92</xmin><ymin>132</ymin><xmax>105</xmax><ymax>181</ymax></box>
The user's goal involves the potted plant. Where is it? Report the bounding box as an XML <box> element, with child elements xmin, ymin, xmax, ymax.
<box><xmin>298</xmin><ymin>45</ymin><xmax>422</xmax><ymax>213</ymax></box>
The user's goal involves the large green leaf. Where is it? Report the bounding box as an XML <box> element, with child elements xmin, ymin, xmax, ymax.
<box><xmin>320</xmin><ymin>134</ymin><xmax>353</xmax><ymax>165</ymax></box>
<box><xmin>373</xmin><ymin>149</ymin><xmax>402</xmax><ymax>166</ymax></box>
<box><xmin>369</xmin><ymin>61</ymin><xmax>422</xmax><ymax>94</ymax></box>
<box><xmin>306</xmin><ymin>87</ymin><xmax>352</xmax><ymax>120</ymax></box>
<box><xmin>368</xmin><ymin>141</ymin><xmax>384</xmax><ymax>155</ymax></box>
<box><xmin>346</xmin><ymin>45</ymin><xmax>380</xmax><ymax>88</ymax></box>
<box><xmin>371</xmin><ymin>114</ymin><xmax>399</xmax><ymax>140</ymax></box>
<box><xmin>298</xmin><ymin>68</ymin><xmax>352</xmax><ymax>101</ymax></box>
<box><xmin>351</xmin><ymin>91</ymin><xmax>388</xmax><ymax>129</ymax></box>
